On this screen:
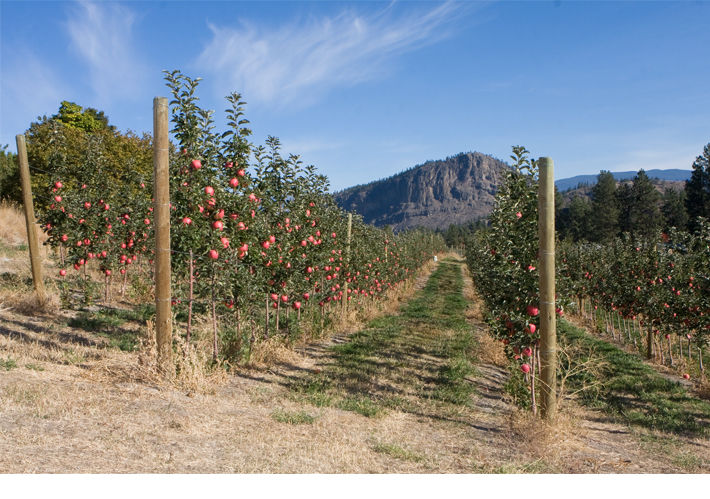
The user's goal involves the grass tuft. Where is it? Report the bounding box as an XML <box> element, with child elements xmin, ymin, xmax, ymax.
<box><xmin>271</xmin><ymin>409</ymin><xmax>319</xmax><ymax>425</ymax></box>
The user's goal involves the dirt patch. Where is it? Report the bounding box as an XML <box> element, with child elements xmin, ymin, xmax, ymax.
<box><xmin>0</xmin><ymin>255</ymin><xmax>708</xmax><ymax>473</ymax></box>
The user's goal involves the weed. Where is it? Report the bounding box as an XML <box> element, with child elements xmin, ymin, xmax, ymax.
<box><xmin>24</xmin><ymin>363</ymin><xmax>45</xmax><ymax>371</ymax></box>
<box><xmin>271</xmin><ymin>409</ymin><xmax>318</xmax><ymax>425</ymax></box>
<box><xmin>337</xmin><ymin>397</ymin><xmax>383</xmax><ymax>418</ymax></box>
<box><xmin>63</xmin><ymin>348</ymin><xmax>85</xmax><ymax>365</ymax></box>
<box><xmin>372</xmin><ymin>442</ymin><xmax>424</xmax><ymax>462</ymax></box>
<box><xmin>0</xmin><ymin>357</ymin><xmax>18</xmax><ymax>370</ymax></box>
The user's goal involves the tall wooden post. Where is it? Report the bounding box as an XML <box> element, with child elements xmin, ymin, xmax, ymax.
<box><xmin>153</xmin><ymin>97</ymin><xmax>173</xmax><ymax>376</ymax></box>
<box><xmin>16</xmin><ymin>134</ymin><xmax>46</xmax><ymax>301</ymax></box>
<box><xmin>342</xmin><ymin>213</ymin><xmax>352</xmax><ymax>314</ymax></box>
<box><xmin>538</xmin><ymin>157</ymin><xmax>557</xmax><ymax>422</ymax></box>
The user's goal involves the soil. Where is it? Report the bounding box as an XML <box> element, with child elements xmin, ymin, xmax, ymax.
<box><xmin>0</xmin><ymin>259</ymin><xmax>709</xmax><ymax>473</ymax></box>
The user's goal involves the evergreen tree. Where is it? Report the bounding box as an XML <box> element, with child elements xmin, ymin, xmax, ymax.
<box><xmin>565</xmin><ymin>193</ymin><xmax>591</xmax><ymax>242</ymax></box>
<box><xmin>629</xmin><ymin>169</ymin><xmax>663</xmax><ymax>238</ymax></box>
<box><xmin>589</xmin><ymin>171</ymin><xmax>619</xmax><ymax>244</ymax></box>
<box><xmin>661</xmin><ymin>188</ymin><xmax>688</xmax><ymax>231</ymax></box>
<box><xmin>685</xmin><ymin>143</ymin><xmax>710</xmax><ymax>233</ymax></box>
<box><xmin>616</xmin><ymin>182</ymin><xmax>633</xmax><ymax>234</ymax></box>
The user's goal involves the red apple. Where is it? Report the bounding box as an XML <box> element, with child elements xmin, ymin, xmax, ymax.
<box><xmin>520</xmin><ymin>364</ymin><xmax>531</xmax><ymax>373</ymax></box>
<box><xmin>191</xmin><ymin>159</ymin><xmax>202</xmax><ymax>170</ymax></box>
<box><xmin>229</xmin><ymin>178</ymin><xmax>239</xmax><ymax>188</ymax></box>
<box><xmin>59</xmin><ymin>269</ymin><xmax>67</xmax><ymax>276</ymax></box>
<box><xmin>527</xmin><ymin>305</ymin><xmax>539</xmax><ymax>317</ymax></box>
<box><xmin>208</xmin><ymin>249</ymin><xmax>219</xmax><ymax>260</ymax></box>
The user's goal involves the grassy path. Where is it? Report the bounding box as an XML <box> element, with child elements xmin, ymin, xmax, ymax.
<box><xmin>288</xmin><ymin>260</ymin><xmax>479</xmax><ymax>420</ymax></box>
<box><xmin>558</xmin><ymin>319</ymin><xmax>710</xmax><ymax>438</ymax></box>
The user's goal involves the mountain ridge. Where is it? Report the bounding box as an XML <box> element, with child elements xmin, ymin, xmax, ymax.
<box><xmin>334</xmin><ymin>151</ymin><xmax>692</xmax><ymax>232</ymax></box>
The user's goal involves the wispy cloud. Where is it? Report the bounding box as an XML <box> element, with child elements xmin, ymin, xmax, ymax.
<box><xmin>196</xmin><ymin>2</ymin><xmax>468</xmax><ymax>108</ymax></box>
<box><xmin>64</xmin><ymin>1</ymin><xmax>147</xmax><ymax>103</ymax></box>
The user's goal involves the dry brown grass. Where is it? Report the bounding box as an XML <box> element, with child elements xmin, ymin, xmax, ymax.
<box><xmin>1</xmin><ymin>247</ymin><xmax>706</xmax><ymax>473</ymax></box>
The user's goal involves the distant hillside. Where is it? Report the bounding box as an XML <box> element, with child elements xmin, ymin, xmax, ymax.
<box><xmin>555</xmin><ymin>169</ymin><xmax>692</xmax><ymax>192</ymax></box>
<box><xmin>560</xmin><ymin>178</ymin><xmax>686</xmax><ymax>207</ymax></box>
<box><xmin>333</xmin><ymin>152</ymin><xmax>507</xmax><ymax>232</ymax></box>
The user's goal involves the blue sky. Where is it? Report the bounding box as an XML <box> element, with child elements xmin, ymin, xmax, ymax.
<box><xmin>1</xmin><ymin>1</ymin><xmax>709</xmax><ymax>191</ymax></box>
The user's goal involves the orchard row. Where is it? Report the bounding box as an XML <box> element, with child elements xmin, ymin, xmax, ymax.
<box><xmin>33</xmin><ymin>71</ymin><xmax>445</xmax><ymax>361</ymax></box>
<box><xmin>467</xmin><ymin>147</ymin><xmax>708</xmax><ymax>407</ymax></box>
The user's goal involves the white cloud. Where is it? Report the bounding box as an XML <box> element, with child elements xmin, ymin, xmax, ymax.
<box><xmin>64</xmin><ymin>1</ymin><xmax>148</xmax><ymax>103</ymax></box>
<box><xmin>196</xmin><ymin>2</ymin><xmax>467</xmax><ymax>108</ymax></box>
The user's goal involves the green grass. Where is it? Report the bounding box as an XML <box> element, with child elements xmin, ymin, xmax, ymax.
<box><xmin>271</xmin><ymin>409</ymin><xmax>319</xmax><ymax>425</ymax></box>
<box><xmin>0</xmin><ymin>357</ymin><xmax>18</xmax><ymax>371</ymax></box>
<box><xmin>372</xmin><ymin>442</ymin><xmax>425</xmax><ymax>462</ymax></box>
<box><xmin>66</xmin><ymin>306</ymin><xmax>154</xmax><ymax>352</ymax></box>
<box><xmin>24</xmin><ymin>363</ymin><xmax>45</xmax><ymax>371</ymax></box>
<box><xmin>559</xmin><ymin>318</ymin><xmax>710</xmax><ymax>436</ymax></box>
<box><xmin>289</xmin><ymin>261</ymin><xmax>478</xmax><ymax>419</ymax></box>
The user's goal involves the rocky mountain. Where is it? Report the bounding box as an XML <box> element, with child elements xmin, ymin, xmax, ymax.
<box><xmin>334</xmin><ymin>150</ymin><xmax>692</xmax><ymax>231</ymax></box>
<box><xmin>333</xmin><ymin>152</ymin><xmax>507</xmax><ymax>232</ymax></box>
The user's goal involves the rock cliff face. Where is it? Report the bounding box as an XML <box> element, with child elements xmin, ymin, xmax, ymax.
<box><xmin>334</xmin><ymin>152</ymin><xmax>507</xmax><ymax>232</ymax></box>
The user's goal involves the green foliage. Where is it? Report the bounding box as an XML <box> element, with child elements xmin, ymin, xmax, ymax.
<box><xmin>662</xmin><ymin>188</ymin><xmax>688</xmax><ymax>232</ymax></box>
<box><xmin>589</xmin><ymin>171</ymin><xmax>620</xmax><ymax>244</ymax></box>
<box><xmin>685</xmin><ymin>143</ymin><xmax>710</xmax><ymax>233</ymax></box>
<box><xmin>629</xmin><ymin>170</ymin><xmax>663</xmax><ymax>238</ymax></box>
<box><xmin>559</xmin><ymin>193</ymin><xmax>591</xmax><ymax>242</ymax></box>
<box><xmin>52</xmin><ymin>101</ymin><xmax>114</xmax><ymax>133</ymax></box>
<box><xmin>0</xmin><ymin>145</ymin><xmax>20</xmax><ymax>203</ymax></box>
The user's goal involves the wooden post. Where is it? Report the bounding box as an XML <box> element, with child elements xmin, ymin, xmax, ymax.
<box><xmin>342</xmin><ymin>213</ymin><xmax>352</xmax><ymax>314</ymax></box>
<box><xmin>153</xmin><ymin>96</ymin><xmax>173</xmax><ymax>376</ymax></box>
<box><xmin>16</xmin><ymin>134</ymin><xmax>46</xmax><ymax>301</ymax></box>
<box><xmin>538</xmin><ymin>157</ymin><xmax>557</xmax><ymax>422</ymax></box>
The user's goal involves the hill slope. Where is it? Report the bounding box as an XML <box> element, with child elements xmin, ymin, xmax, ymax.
<box><xmin>555</xmin><ymin>169</ymin><xmax>692</xmax><ymax>191</ymax></box>
<box><xmin>334</xmin><ymin>152</ymin><xmax>507</xmax><ymax>232</ymax></box>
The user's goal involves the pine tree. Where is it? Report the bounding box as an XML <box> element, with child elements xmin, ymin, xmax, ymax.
<box><xmin>630</xmin><ymin>170</ymin><xmax>662</xmax><ymax>238</ymax></box>
<box><xmin>685</xmin><ymin>143</ymin><xmax>710</xmax><ymax>233</ymax></box>
<box><xmin>616</xmin><ymin>182</ymin><xmax>633</xmax><ymax>234</ymax></box>
<box><xmin>566</xmin><ymin>193</ymin><xmax>591</xmax><ymax>242</ymax></box>
<box><xmin>661</xmin><ymin>188</ymin><xmax>688</xmax><ymax>231</ymax></box>
<box><xmin>589</xmin><ymin>171</ymin><xmax>619</xmax><ymax>243</ymax></box>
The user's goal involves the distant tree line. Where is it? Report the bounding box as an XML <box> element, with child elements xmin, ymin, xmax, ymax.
<box><xmin>436</xmin><ymin>218</ymin><xmax>488</xmax><ymax>248</ymax></box>
<box><xmin>557</xmin><ymin>143</ymin><xmax>710</xmax><ymax>243</ymax></box>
